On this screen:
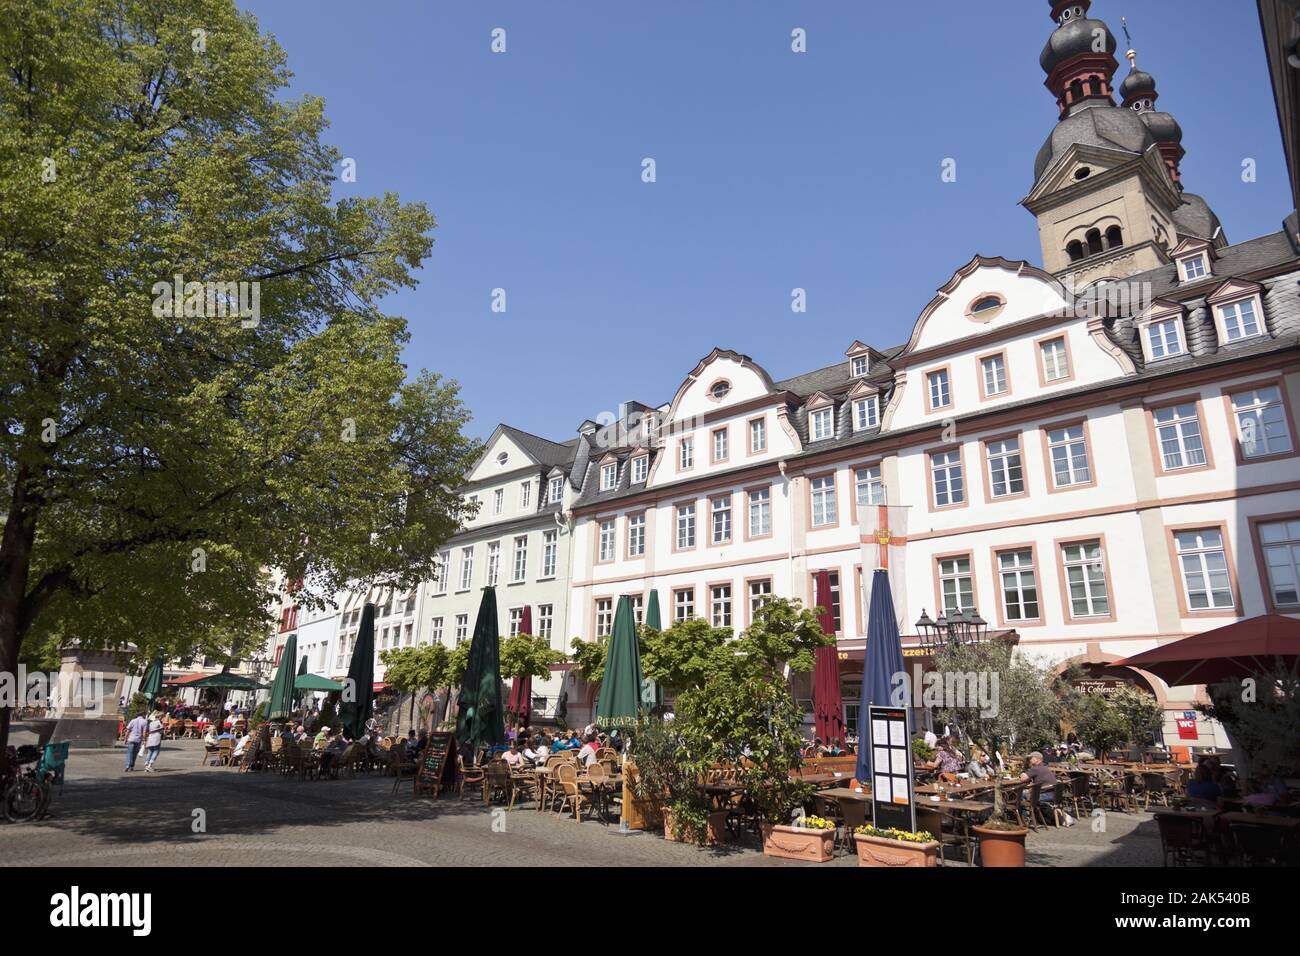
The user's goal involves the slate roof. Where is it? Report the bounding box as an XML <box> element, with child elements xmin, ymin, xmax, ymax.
<box><xmin>498</xmin><ymin>425</ymin><xmax>578</xmax><ymax>469</ymax></box>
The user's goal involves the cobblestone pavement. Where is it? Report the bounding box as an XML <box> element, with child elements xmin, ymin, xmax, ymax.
<box><xmin>0</xmin><ymin>733</ymin><xmax>1162</xmax><ymax>867</ymax></box>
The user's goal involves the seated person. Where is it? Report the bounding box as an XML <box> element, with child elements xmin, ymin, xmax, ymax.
<box><xmin>203</xmin><ymin>725</ymin><xmax>220</xmax><ymax>748</ymax></box>
<box><xmin>318</xmin><ymin>731</ymin><xmax>348</xmax><ymax>774</ymax></box>
<box><xmin>967</xmin><ymin>749</ymin><xmax>993</xmax><ymax>780</ymax></box>
<box><xmin>502</xmin><ymin>742</ymin><xmax>526</xmax><ymax>769</ymax></box>
<box><xmin>313</xmin><ymin>725</ymin><xmax>331</xmax><ymax>748</ymax></box>
<box><xmin>577</xmin><ymin>734</ymin><xmax>601</xmax><ymax>767</ymax></box>
<box><xmin>827</xmin><ymin>738</ymin><xmax>844</xmax><ymax>757</ymax></box>
<box><xmin>522</xmin><ymin>737</ymin><xmax>548</xmax><ymax>764</ymax></box>
<box><xmin>1017</xmin><ymin>751</ymin><xmax>1057</xmax><ymax>801</ymax></box>
<box><xmin>1185</xmin><ymin>762</ymin><xmax>1222</xmax><ymax>804</ymax></box>
<box><xmin>925</xmin><ymin>737</ymin><xmax>964</xmax><ymax>775</ymax></box>
<box><xmin>231</xmin><ymin>732</ymin><xmax>253</xmax><ymax>760</ymax></box>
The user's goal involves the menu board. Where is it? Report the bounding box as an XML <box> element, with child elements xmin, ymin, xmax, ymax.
<box><xmin>869</xmin><ymin>705</ymin><xmax>916</xmax><ymax>834</ymax></box>
<box><xmin>413</xmin><ymin>731</ymin><xmax>457</xmax><ymax>798</ymax></box>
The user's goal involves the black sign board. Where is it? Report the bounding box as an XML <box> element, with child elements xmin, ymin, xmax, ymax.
<box><xmin>868</xmin><ymin>705</ymin><xmax>916</xmax><ymax>834</ymax></box>
<box><xmin>413</xmin><ymin>731</ymin><xmax>456</xmax><ymax>798</ymax></box>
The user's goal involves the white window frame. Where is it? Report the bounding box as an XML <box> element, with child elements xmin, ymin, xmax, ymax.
<box><xmin>711</xmin><ymin>495</ymin><xmax>732</xmax><ymax>544</ymax></box>
<box><xmin>986</xmin><ymin>437</ymin><xmax>1024</xmax><ymax>498</ymax></box>
<box><xmin>600</xmin><ymin>462</ymin><xmax>617</xmax><ymax>491</ymax></box>
<box><xmin>676</xmin><ymin>502</ymin><xmax>696</xmax><ymax>549</ymax></box>
<box><xmin>1174</xmin><ymin>529</ymin><xmax>1234</xmax><ymax>611</ymax></box>
<box><xmin>434</xmin><ymin>551</ymin><xmax>450</xmax><ymax>595</ymax></box>
<box><xmin>598</xmin><ymin>519</ymin><xmax>616</xmax><ymax>562</ymax></box>
<box><xmin>938</xmin><ymin>556</ymin><xmax>974</xmax><ymax>614</ymax></box>
<box><xmin>511</xmin><ymin>534</ymin><xmax>528</xmax><ymax>582</ymax></box>
<box><xmin>519</xmin><ymin>481</ymin><xmax>532</xmax><ymax>509</ymax></box>
<box><xmin>548</xmin><ymin>476</ymin><xmax>564</xmax><ymax>503</ymax></box>
<box><xmin>431</xmin><ymin>617</ymin><xmax>444</xmax><ymax>644</ymax></box>
<box><xmin>927</xmin><ymin>369</ymin><xmax>951</xmax><ymax>410</ymax></box>
<box><xmin>674</xmin><ymin>588</ymin><xmax>694</xmax><ymax>622</ymax></box>
<box><xmin>930</xmin><ymin>449</ymin><xmax>964</xmax><ymax>507</ymax></box>
<box><xmin>997</xmin><ymin>549</ymin><xmax>1039</xmax><ymax>622</ymax></box>
<box><xmin>1153</xmin><ymin>403</ymin><xmax>1207</xmax><ymax>471</ymax></box>
<box><xmin>1231</xmin><ymin>385</ymin><xmax>1293</xmax><ymax>459</ymax></box>
<box><xmin>748</xmin><ymin>487</ymin><xmax>771</xmax><ymax>537</ymax></box>
<box><xmin>458</xmin><ymin>546</ymin><xmax>475</xmax><ymax>591</ymax></box>
<box><xmin>454</xmin><ymin>614</ymin><xmax>469</xmax><ymax>644</ymax></box>
<box><xmin>851</xmin><ymin>355</ymin><xmax>868</xmax><ymax>377</ymax></box>
<box><xmin>712</xmin><ymin>427</ymin><xmax>728</xmax><ymax>461</ymax></box>
<box><xmin>749</xmin><ymin>578</ymin><xmax>773</xmax><ymax>617</ymax></box>
<box><xmin>679</xmin><ymin>437</ymin><xmax>694</xmax><ymax>470</ymax></box>
<box><xmin>627</xmin><ymin>512</ymin><xmax>646</xmax><ymax>557</ymax></box>
<box><xmin>810</xmin><ymin>474</ymin><xmax>838</xmax><ymax>527</ymax></box>
<box><xmin>750</xmin><ymin>418</ymin><xmax>767</xmax><ymax>453</ymax></box>
<box><xmin>631</xmin><ymin>454</ymin><xmax>648</xmax><ymax>483</ymax></box>
<box><xmin>981</xmin><ymin>354</ymin><xmax>1008</xmax><ymax>396</ymax></box>
<box><xmin>1260</xmin><ymin>519</ymin><xmax>1300</xmax><ymax>609</ymax></box>
<box><xmin>541</xmin><ymin>529</ymin><xmax>557</xmax><ymax>577</ymax></box>
<box><xmin>810</xmin><ymin>407</ymin><xmax>833</xmax><ymax>441</ymax></box>
<box><xmin>1046</xmin><ymin>424</ymin><xmax>1091</xmax><ymax>487</ymax></box>
<box><xmin>537</xmin><ymin>604</ymin><xmax>554</xmax><ymax>640</ymax></box>
<box><xmin>493</xmin><ymin>488</ymin><xmax>504</xmax><ymax>515</ymax></box>
<box><xmin>1215</xmin><ymin>296</ymin><xmax>1263</xmax><ymax>343</ymax></box>
<box><xmin>853</xmin><ymin>396</ymin><xmax>879</xmax><ymax>431</ymax></box>
<box><xmin>710</xmin><ymin>584</ymin><xmax>732</xmax><ymax>629</ymax></box>
<box><xmin>1062</xmin><ymin>541</ymin><xmax>1110</xmax><ymax>618</ymax></box>
<box><xmin>1040</xmin><ymin>337</ymin><xmax>1070</xmax><ymax>382</ymax></box>
<box><xmin>595</xmin><ymin>598</ymin><xmax>613</xmax><ymax>638</ymax></box>
<box><xmin>1144</xmin><ymin>317</ymin><xmax>1185</xmax><ymax>360</ymax></box>
<box><xmin>485</xmin><ymin>541</ymin><xmax>500</xmax><ymax>587</ymax></box>
<box><xmin>854</xmin><ymin>465</ymin><xmax>883</xmax><ymax>507</ymax></box>
<box><xmin>1179</xmin><ymin>254</ymin><xmax>1207</xmax><ymax>282</ymax></box>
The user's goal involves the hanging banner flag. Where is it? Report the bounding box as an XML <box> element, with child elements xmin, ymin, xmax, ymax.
<box><xmin>858</xmin><ymin>503</ymin><xmax>910</xmax><ymax>631</ymax></box>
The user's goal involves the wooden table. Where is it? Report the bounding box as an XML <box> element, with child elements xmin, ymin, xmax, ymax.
<box><xmin>1219</xmin><ymin>811</ymin><xmax>1300</xmax><ymax>829</ymax></box>
<box><xmin>821</xmin><ymin>786</ymin><xmax>872</xmax><ymax>802</ymax></box>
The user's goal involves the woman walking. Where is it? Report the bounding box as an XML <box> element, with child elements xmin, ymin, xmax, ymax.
<box><xmin>144</xmin><ymin>711</ymin><xmax>165</xmax><ymax>772</ymax></box>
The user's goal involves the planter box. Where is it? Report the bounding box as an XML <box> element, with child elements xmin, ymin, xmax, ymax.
<box><xmin>762</xmin><ymin>823</ymin><xmax>836</xmax><ymax>862</ymax></box>
<box><xmin>855</xmin><ymin>835</ymin><xmax>941</xmax><ymax>868</ymax></box>
<box><xmin>663</xmin><ymin>809</ymin><xmax>728</xmax><ymax>846</ymax></box>
<box><xmin>973</xmin><ymin>825</ymin><xmax>1028</xmax><ymax>867</ymax></box>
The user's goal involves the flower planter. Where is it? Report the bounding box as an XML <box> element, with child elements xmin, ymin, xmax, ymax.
<box><xmin>854</xmin><ymin>834</ymin><xmax>941</xmax><ymax>867</ymax></box>
<box><xmin>761</xmin><ymin>823</ymin><xmax>836</xmax><ymax>862</ymax></box>
<box><xmin>663</xmin><ymin>808</ymin><xmax>728</xmax><ymax>846</ymax></box>
<box><xmin>973</xmin><ymin>825</ymin><xmax>1028</xmax><ymax>867</ymax></box>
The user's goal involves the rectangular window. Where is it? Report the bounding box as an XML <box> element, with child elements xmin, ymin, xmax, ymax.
<box><xmin>537</xmin><ymin>604</ymin><xmax>554</xmax><ymax>641</ymax></box>
<box><xmin>1175</xmin><ymin>529</ymin><xmax>1234</xmax><ymax>610</ymax></box>
<box><xmin>679</xmin><ymin>437</ymin><xmax>694</xmax><ymax>469</ymax></box>
<box><xmin>674</xmin><ymin>588</ymin><xmax>695</xmax><ymax>622</ymax></box>
<box><xmin>627</xmin><ymin>512</ymin><xmax>646</xmax><ymax>557</ymax></box>
<box><xmin>749</xmin><ymin>578</ymin><xmax>773</xmax><ymax>618</ymax></box>
<box><xmin>750</xmin><ymin>418</ymin><xmax>767</xmax><ymax>453</ymax></box>
<box><xmin>938</xmin><ymin>556</ymin><xmax>974</xmax><ymax>614</ymax></box>
<box><xmin>853</xmin><ymin>397</ymin><xmax>879</xmax><ymax>431</ymax></box>
<box><xmin>630</xmin><ymin>594</ymin><xmax>645</xmax><ymax>626</ymax></box>
<box><xmin>1047</xmin><ymin>424</ymin><xmax>1091</xmax><ymax>487</ymax></box>
<box><xmin>511</xmin><ymin>534</ymin><xmax>528</xmax><ymax>581</ymax></box>
<box><xmin>542</xmin><ymin>529</ymin><xmax>557</xmax><ymax>577</ymax></box>
<box><xmin>1153</xmin><ymin>403</ymin><xmax>1207</xmax><ymax>471</ymax></box>
<box><xmin>1181</xmin><ymin>255</ymin><xmax>1207</xmax><ymax>281</ymax></box>
<box><xmin>712</xmin><ymin>427</ymin><xmax>729</xmax><ymax>462</ymax></box>
<box><xmin>485</xmin><ymin>541</ymin><xmax>500</xmax><ymax>587</ymax></box>
<box><xmin>1260</xmin><ymin>519</ymin><xmax>1300</xmax><ymax>608</ymax></box>
<box><xmin>600</xmin><ymin>462</ymin><xmax>617</xmax><ymax>491</ymax></box>
<box><xmin>549</xmin><ymin>476</ymin><xmax>564</xmax><ymax>503</ymax></box>
<box><xmin>810</xmin><ymin>408</ymin><xmax>833</xmax><ymax>441</ymax></box>
<box><xmin>851</xmin><ymin>355</ymin><xmax>868</xmax><ymax>377</ymax></box>
<box><xmin>431</xmin><ymin>617</ymin><xmax>444</xmax><ymax>644</ymax></box>
<box><xmin>927</xmin><ymin>369</ymin><xmax>951</xmax><ymax>409</ymax></box>
<box><xmin>454</xmin><ymin>614</ymin><xmax>469</xmax><ymax>644</ymax></box>
<box><xmin>710</xmin><ymin>584</ymin><xmax>733</xmax><ymax>629</ymax></box>
<box><xmin>1062</xmin><ymin>541</ymin><xmax>1110</xmax><ymax>617</ymax></box>
<box><xmin>711</xmin><ymin>495</ymin><xmax>732</xmax><ymax>544</ymax></box>
<box><xmin>817</xmin><ymin>571</ymin><xmax>843</xmax><ymax>632</ymax></box>
<box><xmin>986</xmin><ymin>437</ymin><xmax>1024</xmax><ymax>498</ymax></box>
<box><xmin>519</xmin><ymin>481</ymin><xmax>532</xmax><ymax>509</ymax></box>
<box><xmin>493</xmin><ymin>488</ymin><xmax>504</xmax><ymax>515</ymax></box>
<box><xmin>458</xmin><ymin>546</ymin><xmax>475</xmax><ymax>590</ymax></box>
<box><xmin>855</xmin><ymin>465</ymin><xmax>884</xmax><ymax>507</ymax></box>
<box><xmin>676</xmin><ymin>502</ymin><xmax>696</xmax><ymax>549</ymax></box>
<box><xmin>434</xmin><ymin>551</ymin><xmax>450</xmax><ymax>594</ymax></box>
<box><xmin>1219</xmin><ymin>299</ymin><xmax>1261</xmax><ymax>341</ymax></box>
<box><xmin>981</xmin><ymin>354</ymin><xmax>1008</xmax><ymax>396</ymax></box>
<box><xmin>595</xmin><ymin>598</ymin><xmax>613</xmax><ymax>638</ymax></box>
<box><xmin>404</xmin><ymin>621</ymin><xmax>414</xmax><ymax>646</ymax></box>
<box><xmin>997</xmin><ymin>549</ymin><xmax>1039</xmax><ymax>621</ymax></box>
<box><xmin>810</xmin><ymin>474</ymin><xmax>838</xmax><ymax>527</ymax></box>
<box><xmin>748</xmin><ymin>487</ymin><xmax>771</xmax><ymax>537</ymax></box>
<box><xmin>930</xmin><ymin>449</ymin><xmax>965</xmax><ymax>507</ymax></box>
<box><xmin>1040</xmin><ymin>337</ymin><xmax>1070</xmax><ymax>382</ymax></box>
<box><xmin>1231</xmin><ymin>385</ymin><xmax>1293</xmax><ymax>459</ymax></box>
<box><xmin>598</xmin><ymin>519</ymin><xmax>616</xmax><ymax>562</ymax></box>
<box><xmin>508</xmin><ymin>606</ymin><xmax>524</xmax><ymax>637</ymax></box>
<box><xmin>1147</xmin><ymin>318</ymin><xmax>1184</xmax><ymax>359</ymax></box>
<box><xmin>631</xmin><ymin>455</ymin><xmax>648</xmax><ymax>483</ymax></box>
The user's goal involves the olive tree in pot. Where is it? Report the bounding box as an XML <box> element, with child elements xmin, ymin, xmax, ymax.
<box><xmin>627</xmin><ymin>716</ymin><xmax>722</xmax><ymax>844</ymax></box>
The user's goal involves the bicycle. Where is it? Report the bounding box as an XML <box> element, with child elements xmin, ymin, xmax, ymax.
<box><xmin>2</xmin><ymin>744</ymin><xmax>53</xmax><ymax>823</ymax></box>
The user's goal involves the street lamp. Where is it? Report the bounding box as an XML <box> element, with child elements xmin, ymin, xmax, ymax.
<box><xmin>914</xmin><ymin>608</ymin><xmax>988</xmax><ymax>649</ymax></box>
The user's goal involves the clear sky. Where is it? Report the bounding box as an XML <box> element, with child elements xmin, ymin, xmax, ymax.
<box><xmin>237</xmin><ymin>0</ymin><xmax>1292</xmax><ymax>443</ymax></box>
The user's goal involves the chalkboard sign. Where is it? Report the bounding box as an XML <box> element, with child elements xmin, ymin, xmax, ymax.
<box><xmin>413</xmin><ymin>731</ymin><xmax>457</xmax><ymax>798</ymax></box>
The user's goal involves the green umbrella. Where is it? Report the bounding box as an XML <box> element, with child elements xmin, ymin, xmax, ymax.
<box><xmin>339</xmin><ymin>604</ymin><xmax>376</xmax><ymax>740</ymax></box>
<box><xmin>294</xmin><ymin>673</ymin><xmax>345</xmax><ymax>692</ymax></box>
<box><xmin>641</xmin><ymin>590</ymin><xmax>663</xmax><ymax>711</ymax></box>
<box><xmin>181</xmin><ymin>672</ymin><xmax>269</xmax><ymax>691</ymax></box>
<box><xmin>139</xmin><ymin>654</ymin><xmax>165</xmax><ymax>705</ymax></box>
<box><xmin>596</xmin><ymin>595</ymin><xmax>645</xmax><ymax>730</ymax></box>
<box><xmin>267</xmin><ymin>633</ymin><xmax>297</xmax><ymax>721</ymax></box>
<box><xmin>293</xmin><ymin>654</ymin><xmax>308</xmax><ymax>709</ymax></box>
<box><xmin>456</xmin><ymin>587</ymin><xmax>505</xmax><ymax>759</ymax></box>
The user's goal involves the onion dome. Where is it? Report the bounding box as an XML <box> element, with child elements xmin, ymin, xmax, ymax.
<box><xmin>1120</xmin><ymin>68</ymin><xmax>1156</xmax><ymax>103</ymax></box>
<box><xmin>1172</xmin><ymin>194</ymin><xmax>1223</xmax><ymax>242</ymax></box>
<box><xmin>1034</xmin><ymin>106</ymin><xmax>1156</xmax><ymax>183</ymax></box>
<box><xmin>1041</xmin><ymin>10</ymin><xmax>1118</xmax><ymax>76</ymax></box>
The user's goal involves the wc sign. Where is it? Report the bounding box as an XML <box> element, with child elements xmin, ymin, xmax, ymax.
<box><xmin>1175</xmin><ymin>713</ymin><xmax>1198</xmax><ymax>740</ymax></box>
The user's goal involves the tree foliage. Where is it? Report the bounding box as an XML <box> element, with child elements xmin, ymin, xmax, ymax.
<box><xmin>931</xmin><ymin>640</ymin><xmax>1065</xmax><ymax>755</ymax></box>
<box><xmin>379</xmin><ymin>643</ymin><xmax>450</xmax><ymax>696</ymax></box>
<box><xmin>570</xmin><ymin>636</ymin><xmax>606</xmax><ymax>684</ymax></box>
<box><xmin>499</xmin><ymin>633</ymin><xmax>565</xmax><ymax>681</ymax></box>
<box><xmin>0</xmin><ymin>0</ymin><xmax>482</xmax><ymax>753</ymax></box>
<box><xmin>1199</xmin><ymin>667</ymin><xmax>1300</xmax><ymax>775</ymax></box>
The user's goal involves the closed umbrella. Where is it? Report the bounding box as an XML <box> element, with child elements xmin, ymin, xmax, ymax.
<box><xmin>641</xmin><ymin>589</ymin><xmax>663</xmax><ymax>711</ymax></box>
<box><xmin>457</xmin><ymin>587</ymin><xmax>505</xmax><ymax>759</ymax></box>
<box><xmin>506</xmin><ymin>606</ymin><xmax>533</xmax><ymax>727</ymax></box>
<box><xmin>139</xmin><ymin>654</ymin><xmax>165</xmax><ymax>706</ymax></box>
<box><xmin>339</xmin><ymin>604</ymin><xmax>376</xmax><ymax>740</ymax></box>
<box><xmin>855</xmin><ymin>568</ymin><xmax>910</xmax><ymax>785</ymax></box>
<box><xmin>812</xmin><ymin>570</ymin><xmax>844</xmax><ymax>745</ymax></box>
<box><xmin>267</xmin><ymin>634</ymin><xmax>297</xmax><ymax>722</ymax></box>
<box><xmin>596</xmin><ymin>595</ymin><xmax>645</xmax><ymax>730</ymax></box>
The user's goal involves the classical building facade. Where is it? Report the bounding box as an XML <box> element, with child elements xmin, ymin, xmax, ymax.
<box><xmin>562</xmin><ymin>1</ymin><xmax>1300</xmax><ymax>741</ymax></box>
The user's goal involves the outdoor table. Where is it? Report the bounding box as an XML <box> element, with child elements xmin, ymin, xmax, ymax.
<box><xmin>798</xmin><ymin>773</ymin><xmax>849</xmax><ymax>790</ymax></box>
<box><xmin>822</xmin><ymin>786</ymin><xmax>872</xmax><ymax>801</ymax></box>
<box><xmin>1219</xmin><ymin>811</ymin><xmax>1300</xmax><ymax>829</ymax></box>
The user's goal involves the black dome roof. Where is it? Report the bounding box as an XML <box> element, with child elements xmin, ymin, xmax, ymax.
<box><xmin>1035</xmin><ymin>105</ymin><xmax>1157</xmax><ymax>182</ymax></box>
<box><xmin>1040</xmin><ymin>17</ymin><xmax>1118</xmax><ymax>75</ymax></box>
<box><xmin>1172</xmin><ymin>194</ymin><xmax>1222</xmax><ymax>242</ymax></box>
<box><xmin>1139</xmin><ymin>110</ymin><xmax>1182</xmax><ymax>145</ymax></box>
<box><xmin>1120</xmin><ymin>69</ymin><xmax>1156</xmax><ymax>101</ymax></box>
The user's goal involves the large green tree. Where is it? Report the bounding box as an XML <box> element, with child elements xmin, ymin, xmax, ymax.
<box><xmin>0</xmin><ymin>0</ymin><xmax>480</xmax><ymax>754</ymax></box>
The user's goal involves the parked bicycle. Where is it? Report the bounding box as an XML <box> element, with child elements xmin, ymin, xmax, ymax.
<box><xmin>2</xmin><ymin>742</ymin><xmax>63</xmax><ymax>822</ymax></box>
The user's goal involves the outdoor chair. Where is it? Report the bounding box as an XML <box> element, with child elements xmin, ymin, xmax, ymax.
<box><xmin>483</xmin><ymin>760</ymin><xmax>513</xmax><ymax>806</ymax></box>
<box><xmin>838</xmin><ymin>798</ymin><xmax>869</xmax><ymax>856</ymax></box>
<box><xmin>1101</xmin><ymin>771</ymin><xmax>1140</xmax><ymax>813</ymax></box>
<box><xmin>915</xmin><ymin>808</ymin><xmax>951</xmax><ymax>866</ymax></box>
<box><xmin>1001</xmin><ymin>783</ymin><xmax>1032</xmax><ymax>830</ymax></box>
<box><xmin>457</xmin><ymin>755</ymin><xmax>485</xmax><ymax>800</ymax></box>
<box><xmin>1229</xmin><ymin>822</ymin><xmax>1289</xmax><ymax>866</ymax></box>
<box><xmin>1141</xmin><ymin>771</ymin><xmax>1176</xmax><ymax>809</ymax></box>
<box><xmin>1157</xmin><ymin>813</ymin><xmax>1214</xmax><ymax>866</ymax></box>
<box><xmin>389</xmin><ymin>748</ymin><xmax>418</xmax><ymax>794</ymax></box>
<box><xmin>554</xmin><ymin>763</ymin><xmax>592</xmax><ymax>822</ymax></box>
<box><xmin>1065</xmin><ymin>772</ymin><xmax>1092</xmax><ymax>818</ymax></box>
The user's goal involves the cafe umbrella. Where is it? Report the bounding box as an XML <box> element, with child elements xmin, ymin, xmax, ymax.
<box><xmin>640</xmin><ymin>589</ymin><xmax>664</xmax><ymax>711</ymax></box>
<box><xmin>812</xmin><ymin>569</ymin><xmax>845</xmax><ymax>746</ymax></box>
<box><xmin>506</xmin><ymin>605</ymin><xmax>533</xmax><ymax>727</ymax></box>
<box><xmin>855</xmin><ymin>568</ymin><xmax>911</xmax><ymax>785</ymax></box>
<box><xmin>139</xmin><ymin>654</ymin><xmax>165</xmax><ymax>706</ymax></box>
<box><xmin>266</xmin><ymin>633</ymin><xmax>297</xmax><ymax>722</ymax></box>
<box><xmin>596</xmin><ymin>595</ymin><xmax>645</xmax><ymax>731</ymax></box>
<box><xmin>339</xmin><ymin>604</ymin><xmax>376</xmax><ymax>741</ymax></box>
<box><xmin>457</xmin><ymin>587</ymin><xmax>505</xmax><ymax>760</ymax></box>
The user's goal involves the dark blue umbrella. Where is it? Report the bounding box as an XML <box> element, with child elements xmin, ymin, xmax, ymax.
<box><xmin>855</xmin><ymin>568</ymin><xmax>911</xmax><ymax>784</ymax></box>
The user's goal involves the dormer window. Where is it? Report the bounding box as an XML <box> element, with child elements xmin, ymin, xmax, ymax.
<box><xmin>548</xmin><ymin>476</ymin><xmax>564</xmax><ymax>503</ymax></box>
<box><xmin>810</xmin><ymin>407</ymin><xmax>833</xmax><ymax>441</ymax></box>
<box><xmin>600</xmin><ymin>462</ymin><xmax>617</xmax><ymax>491</ymax></box>
<box><xmin>1145</xmin><ymin>318</ymin><xmax>1185</xmax><ymax>360</ymax></box>
<box><xmin>1180</xmin><ymin>254</ymin><xmax>1207</xmax><ymax>282</ymax></box>
<box><xmin>1217</xmin><ymin>298</ymin><xmax>1262</xmax><ymax>342</ymax></box>
<box><xmin>631</xmin><ymin>454</ymin><xmax>648</xmax><ymax>483</ymax></box>
<box><xmin>852</xmin><ymin>396</ymin><xmax>879</xmax><ymax>432</ymax></box>
<box><xmin>851</xmin><ymin>356</ymin><xmax>868</xmax><ymax>377</ymax></box>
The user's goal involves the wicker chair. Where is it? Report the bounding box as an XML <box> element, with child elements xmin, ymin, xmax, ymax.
<box><xmin>1157</xmin><ymin>813</ymin><xmax>1214</xmax><ymax>866</ymax></box>
<box><xmin>483</xmin><ymin>760</ymin><xmax>513</xmax><ymax>806</ymax></box>
<box><xmin>554</xmin><ymin>763</ymin><xmax>592</xmax><ymax>821</ymax></box>
<box><xmin>457</xmin><ymin>755</ymin><xmax>485</xmax><ymax>800</ymax></box>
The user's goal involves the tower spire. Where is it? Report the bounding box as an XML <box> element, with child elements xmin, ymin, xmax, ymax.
<box><xmin>1040</xmin><ymin>1</ymin><xmax>1119</xmax><ymax>119</ymax></box>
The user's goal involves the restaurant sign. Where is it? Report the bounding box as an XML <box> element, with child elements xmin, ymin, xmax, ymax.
<box><xmin>868</xmin><ymin>705</ymin><xmax>916</xmax><ymax>835</ymax></box>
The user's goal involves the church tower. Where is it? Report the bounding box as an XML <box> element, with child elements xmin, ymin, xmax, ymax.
<box><xmin>1022</xmin><ymin>2</ymin><xmax>1225</xmax><ymax>286</ymax></box>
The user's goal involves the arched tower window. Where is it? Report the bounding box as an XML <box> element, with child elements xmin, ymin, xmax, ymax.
<box><xmin>1104</xmin><ymin>225</ymin><xmax>1124</xmax><ymax>249</ymax></box>
<box><xmin>1066</xmin><ymin>240</ymin><xmax>1085</xmax><ymax>262</ymax></box>
<box><xmin>1086</xmin><ymin>229</ymin><xmax>1104</xmax><ymax>257</ymax></box>
<box><xmin>1070</xmin><ymin>79</ymin><xmax>1084</xmax><ymax>103</ymax></box>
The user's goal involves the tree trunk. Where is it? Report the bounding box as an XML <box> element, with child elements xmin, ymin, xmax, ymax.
<box><xmin>0</xmin><ymin>463</ymin><xmax>41</xmax><ymax>770</ymax></box>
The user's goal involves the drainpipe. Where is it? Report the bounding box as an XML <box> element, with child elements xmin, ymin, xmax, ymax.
<box><xmin>778</xmin><ymin>458</ymin><xmax>793</xmax><ymax>684</ymax></box>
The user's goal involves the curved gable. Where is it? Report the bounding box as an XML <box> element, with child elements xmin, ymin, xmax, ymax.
<box><xmin>663</xmin><ymin>348</ymin><xmax>776</xmax><ymax>423</ymax></box>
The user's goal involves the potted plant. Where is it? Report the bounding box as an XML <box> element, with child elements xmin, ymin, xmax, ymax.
<box><xmin>972</xmin><ymin>776</ymin><xmax>1029</xmax><ymax>867</ymax></box>
<box><xmin>662</xmin><ymin>792</ymin><xmax>728</xmax><ymax>846</ymax></box>
<box><xmin>854</xmin><ymin>823</ymin><xmax>941</xmax><ymax>867</ymax></box>
<box><xmin>761</xmin><ymin>813</ymin><xmax>836</xmax><ymax>862</ymax></box>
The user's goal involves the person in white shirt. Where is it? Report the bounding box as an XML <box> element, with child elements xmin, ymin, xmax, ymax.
<box><xmin>144</xmin><ymin>712</ymin><xmax>165</xmax><ymax>772</ymax></box>
<box><xmin>577</xmin><ymin>734</ymin><xmax>600</xmax><ymax>767</ymax></box>
<box><xmin>124</xmin><ymin>713</ymin><xmax>149</xmax><ymax>771</ymax></box>
<box><xmin>522</xmin><ymin>738</ymin><xmax>549</xmax><ymax>764</ymax></box>
<box><xmin>232</xmin><ymin>732</ymin><xmax>252</xmax><ymax>759</ymax></box>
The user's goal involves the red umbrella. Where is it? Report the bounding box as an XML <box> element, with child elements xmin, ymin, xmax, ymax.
<box><xmin>812</xmin><ymin>570</ymin><xmax>844</xmax><ymax>745</ymax></box>
<box><xmin>1112</xmin><ymin>614</ymin><xmax>1300</xmax><ymax>686</ymax></box>
<box><xmin>506</xmin><ymin>606</ymin><xmax>534</xmax><ymax>727</ymax></box>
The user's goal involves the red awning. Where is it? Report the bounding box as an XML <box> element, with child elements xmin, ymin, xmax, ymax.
<box><xmin>1112</xmin><ymin>614</ymin><xmax>1300</xmax><ymax>686</ymax></box>
<box><xmin>372</xmin><ymin>682</ymin><xmax>390</xmax><ymax>693</ymax></box>
<box><xmin>163</xmin><ymin>673</ymin><xmax>211</xmax><ymax>686</ymax></box>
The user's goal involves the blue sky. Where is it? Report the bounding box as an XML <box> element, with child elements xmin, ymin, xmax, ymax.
<box><xmin>239</xmin><ymin>0</ymin><xmax>1292</xmax><ymax>443</ymax></box>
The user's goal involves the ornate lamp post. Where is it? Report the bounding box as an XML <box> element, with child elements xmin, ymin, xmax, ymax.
<box><xmin>915</xmin><ymin>608</ymin><xmax>989</xmax><ymax>649</ymax></box>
